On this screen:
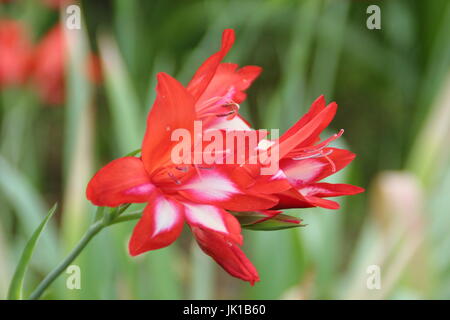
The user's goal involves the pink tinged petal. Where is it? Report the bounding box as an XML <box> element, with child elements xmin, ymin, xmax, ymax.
<box><xmin>129</xmin><ymin>193</ymin><xmax>184</xmax><ymax>256</ymax></box>
<box><xmin>86</xmin><ymin>157</ymin><xmax>155</xmax><ymax>207</ymax></box>
<box><xmin>281</xmin><ymin>158</ymin><xmax>327</xmax><ymax>187</ymax></box>
<box><xmin>177</xmin><ymin>168</ymin><xmax>278</xmax><ymax>211</ymax></box>
<box><xmin>152</xmin><ymin>197</ymin><xmax>182</xmax><ymax>236</ymax></box>
<box><xmin>184</xmin><ymin>202</ymin><xmax>242</xmax><ymax>245</ymax></box>
<box><xmin>177</xmin><ymin>171</ymin><xmax>239</xmax><ymax>202</ymax></box>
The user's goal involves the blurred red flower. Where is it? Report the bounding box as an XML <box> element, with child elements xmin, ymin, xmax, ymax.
<box><xmin>0</xmin><ymin>19</ymin><xmax>32</xmax><ymax>89</ymax></box>
<box><xmin>31</xmin><ymin>24</ymin><xmax>101</xmax><ymax>106</ymax></box>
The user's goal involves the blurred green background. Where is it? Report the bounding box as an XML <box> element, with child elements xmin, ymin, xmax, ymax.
<box><xmin>1</xmin><ymin>0</ymin><xmax>450</xmax><ymax>299</ymax></box>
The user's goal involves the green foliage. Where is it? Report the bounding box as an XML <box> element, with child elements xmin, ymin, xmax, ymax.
<box><xmin>7</xmin><ymin>204</ymin><xmax>57</xmax><ymax>300</ymax></box>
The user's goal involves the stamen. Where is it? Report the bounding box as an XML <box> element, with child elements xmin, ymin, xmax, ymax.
<box><xmin>175</xmin><ymin>166</ymin><xmax>188</xmax><ymax>172</ymax></box>
<box><xmin>299</xmin><ymin>129</ymin><xmax>344</xmax><ymax>154</ymax></box>
<box><xmin>197</xmin><ymin>166</ymin><xmax>215</xmax><ymax>170</ymax></box>
<box><xmin>292</xmin><ymin>149</ymin><xmax>337</xmax><ymax>172</ymax></box>
<box><xmin>323</xmin><ymin>153</ymin><xmax>337</xmax><ymax>173</ymax></box>
<box><xmin>292</xmin><ymin>149</ymin><xmax>333</xmax><ymax>161</ymax></box>
<box><xmin>167</xmin><ymin>172</ymin><xmax>181</xmax><ymax>185</ymax></box>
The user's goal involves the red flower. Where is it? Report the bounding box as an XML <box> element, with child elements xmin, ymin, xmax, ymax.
<box><xmin>0</xmin><ymin>20</ymin><xmax>32</xmax><ymax>89</ymax></box>
<box><xmin>230</xmin><ymin>95</ymin><xmax>364</xmax><ymax>210</ymax></box>
<box><xmin>269</xmin><ymin>95</ymin><xmax>364</xmax><ymax>209</ymax></box>
<box><xmin>86</xmin><ymin>29</ymin><xmax>363</xmax><ymax>285</ymax></box>
<box><xmin>87</xmin><ymin>73</ymin><xmax>269</xmax><ymax>284</ymax></box>
<box><xmin>31</xmin><ymin>24</ymin><xmax>65</xmax><ymax>105</ymax></box>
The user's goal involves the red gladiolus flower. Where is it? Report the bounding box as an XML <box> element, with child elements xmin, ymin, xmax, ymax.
<box><xmin>0</xmin><ymin>20</ymin><xmax>32</xmax><ymax>89</ymax></box>
<box><xmin>226</xmin><ymin>95</ymin><xmax>365</xmax><ymax>211</ymax></box>
<box><xmin>86</xmin><ymin>29</ymin><xmax>363</xmax><ymax>284</ymax></box>
<box><xmin>86</xmin><ymin>73</ymin><xmax>275</xmax><ymax>284</ymax></box>
<box><xmin>269</xmin><ymin>95</ymin><xmax>365</xmax><ymax>209</ymax></box>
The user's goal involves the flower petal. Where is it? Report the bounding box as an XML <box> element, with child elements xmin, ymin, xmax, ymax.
<box><xmin>129</xmin><ymin>192</ymin><xmax>184</xmax><ymax>256</ymax></box>
<box><xmin>86</xmin><ymin>157</ymin><xmax>155</xmax><ymax>207</ymax></box>
<box><xmin>176</xmin><ymin>168</ymin><xmax>279</xmax><ymax>211</ymax></box>
<box><xmin>280</xmin><ymin>148</ymin><xmax>356</xmax><ymax>187</ymax></box>
<box><xmin>191</xmin><ymin>226</ymin><xmax>259</xmax><ymax>285</ymax></box>
<box><xmin>276</xmin><ymin>101</ymin><xmax>337</xmax><ymax>158</ymax></box>
<box><xmin>198</xmin><ymin>63</ymin><xmax>261</xmax><ymax>105</ymax></box>
<box><xmin>142</xmin><ymin>72</ymin><xmax>196</xmax><ymax>175</ymax></box>
<box><xmin>183</xmin><ymin>202</ymin><xmax>242</xmax><ymax>245</ymax></box>
<box><xmin>195</xmin><ymin>63</ymin><xmax>262</xmax><ymax>126</ymax></box>
<box><xmin>299</xmin><ymin>182</ymin><xmax>365</xmax><ymax>198</ymax></box>
<box><xmin>272</xmin><ymin>188</ymin><xmax>313</xmax><ymax>210</ymax></box>
<box><xmin>187</xmin><ymin>29</ymin><xmax>235</xmax><ymax>101</ymax></box>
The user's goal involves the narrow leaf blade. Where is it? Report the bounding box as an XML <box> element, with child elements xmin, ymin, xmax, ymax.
<box><xmin>7</xmin><ymin>204</ymin><xmax>58</xmax><ymax>300</ymax></box>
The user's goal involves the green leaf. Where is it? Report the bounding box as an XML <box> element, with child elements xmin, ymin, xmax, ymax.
<box><xmin>7</xmin><ymin>204</ymin><xmax>57</xmax><ymax>300</ymax></box>
<box><xmin>232</xmin><ymin>211</ymin><xmax>305</xmax><ymax>231</ymax></box>
<box><xmin>124</xmin><ymin>148</ymin><xmax>142</xmax><ymax>157</ymax></box>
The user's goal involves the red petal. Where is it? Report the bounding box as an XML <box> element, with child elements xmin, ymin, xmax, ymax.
<box><xmin>86</xmin><ymin>157</ymin><xmax>155</xmax><ymax>207</ymax></box>
<box><xmin>129</xmin><ymin>192</ymin><xmax>184</xmax><ymax>256</ymax></box>
<box><xmin>192</xmin><ymin>226</ymin><xmax>259</xmax><ymax>285</ymax></box>
<box><xmin>196</xmin><ymin>63</ymin><xmax>262</xmax><ymax>116</ymax></box>
<box><xmin>303</xmin><ymin>196</ymin><xmax>340</xmax><ymax>209</ymax></box>
<box><xmin>280</xmin><ymin>95</ymin><xmax>326</xmax><ymax>142</ymax></box>
<box><xmin>272</xmin><ymin>188</ymin><xmax>313</xmax><ymax>210</ymax></box>
<box><xmin>187</xmin><ymin>29</ymin><xmax>235</xmax><ymax>101</ymax></box>
<box><xmin>299</xmin><ymin>182</ymin><xmax>365</xmax><ymax>198</ymax></box>
<box><xmin>203</xmin><ymin>63</ymin><xmax>261</xmax><ymax>103</ymax></box>
<box><xmin>276</xmin><ymin>101</ymin><xmax>337</xmax><ymax>158</ymax></box>
<box><xmin>142</xmin><ymin>72</ymin><xmax>196</xmax><ymax>175</ymax></box>
<box><xmin>183</xmin><ymin>202</ymin><xmax>242</xmax><ymax>245</ymax></box>
<box><xmin>272</xmin><ymin>187</ymin><xmax>340</xmax><ymax>210</ymax></box>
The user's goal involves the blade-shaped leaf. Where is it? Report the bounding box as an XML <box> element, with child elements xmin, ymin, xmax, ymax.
<box><xmin>232</xmin><ymin>211</ymin><xmax>305</xmax><ymax>231</ymax></box>
<box><xmin>7</xmin><ymin>204</ymin><xmax>57</xmax><ymax>300</ymax></box>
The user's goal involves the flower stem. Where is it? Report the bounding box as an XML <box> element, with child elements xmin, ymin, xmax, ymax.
<box><xmin>28</xmin><ymin>206</ymin><xmax>142</xmax><ymax>300</ymax></box>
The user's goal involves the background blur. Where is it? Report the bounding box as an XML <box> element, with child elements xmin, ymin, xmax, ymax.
<box><xmin>1</xmin><ymin>0</ymin><xmax>450</xmax><ymax>299</ymax></box>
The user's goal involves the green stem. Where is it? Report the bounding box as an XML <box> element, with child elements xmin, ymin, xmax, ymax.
<box><xmin>28</xmin><ymin>221</ymin><xmax>104</xmax><ymax>300</ymax></box>
<box><xmin>28</xmin><ymin>206</ymin><xmax>142</xmax><ymax>300</ymax></box>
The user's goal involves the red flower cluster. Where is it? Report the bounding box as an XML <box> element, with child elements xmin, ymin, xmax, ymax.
<box><xmin>86</xmin><ymin>29</ymin><xmax>363</xmax><ymax>284</ymax></box>
<box><xmin>0</xmin><ymin>20</ymin><xmax>100</xmax><ymax>105</ymax></box>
